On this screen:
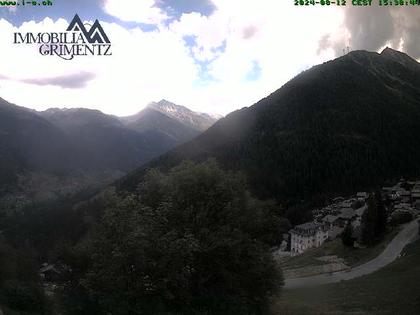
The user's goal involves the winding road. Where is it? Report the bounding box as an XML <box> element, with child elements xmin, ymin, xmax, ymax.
<box><xmin>284</xmin><ymin>219</ymin><xmax>420</xmax><ymax>289</ymax></box>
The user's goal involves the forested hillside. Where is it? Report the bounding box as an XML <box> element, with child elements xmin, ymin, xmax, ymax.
<box><xmin>120</xmin><ymin>48</ymin><xmax>420</xmax><ymax>214</ymax></box>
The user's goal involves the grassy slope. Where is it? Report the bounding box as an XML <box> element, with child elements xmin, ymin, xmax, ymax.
<box><xmin>273</xmin><ymin>239</ymin><xmax>420</xmax><ymax>315</ymax></box>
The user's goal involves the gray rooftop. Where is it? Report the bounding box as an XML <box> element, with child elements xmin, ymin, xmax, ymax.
<box><xmin>295</xmin><ymin>222</ymin><xmax>320</xmax><ymax>230</ymax></box>
<box><xmin>322</xmin><ymin>215</ymin><xmax>339</xmax><ymax>223</ymax></box>
<box><xmin>339</xmin><ymin>208</ymin><xmax>356</xmax><ymax>219</ymax></box>
<box><xmin>290</xmin><ymin>222</ymin><xmax>327</xmax><ymax>236</ymax></box>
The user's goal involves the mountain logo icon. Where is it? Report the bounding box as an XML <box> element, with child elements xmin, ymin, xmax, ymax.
<box><xmin>67</xmin><ymin>14</ymin><xmax>110</xmax><ymax>44</ymax></box>
<box><xmin>13</xmin><ymin>14</ymin><xmax>112</xmax><ymax>60</ymax></box>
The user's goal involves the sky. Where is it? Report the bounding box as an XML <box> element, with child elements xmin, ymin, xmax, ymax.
<box><xmin>0</xmin><ymin>0</ymin><xmax>418</xmax><ymax>116</ymax></box>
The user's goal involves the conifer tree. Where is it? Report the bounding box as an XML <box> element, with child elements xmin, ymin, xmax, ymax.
<box><xmin>341</xmin><ymin>222</ymin><xmax>354</xmax><ymax>247</ymax></box>
<box><xmin>361</xmin><ymin>194</ymin><xmax>378</xmax><ymax>246</ymax></box>
<box><xmin>375</xmin><ymin>190</ymin><xmax>387</xmax><ymax>238</ymax></box>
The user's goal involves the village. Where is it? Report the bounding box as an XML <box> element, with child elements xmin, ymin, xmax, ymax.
<box><xmin>39</xmin><ymin>179</ymin><xmax>420</xmax><ymax>282</ymax></box>
<box><xmin>281</xmin><ymin>179</ymin><xmax>420</xmax><ymax>257</ymax></box>
<box><xmin>38</xmin><ymin>178</ymin><xmax>420</xmax><ymax>294</ymax></box>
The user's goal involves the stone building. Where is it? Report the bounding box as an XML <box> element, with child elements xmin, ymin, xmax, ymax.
<box><xmin>290</xmin><ymin>222</ymin><xmax>329</xmax><ymax>256</ymax></box>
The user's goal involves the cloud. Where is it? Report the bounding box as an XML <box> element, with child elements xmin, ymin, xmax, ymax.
<box><xmin>103</xmin><ymin>0</ymin><xmax>169</xmax><ymax>24</ymax></box>
<box><xmin>393</xmin><ymin>9</ymin><xmax>420</xmax><ymax>59</ymax></box>
<box><xmin>242</xmin><ymin>25</ymin><xmax>258</xmax><ymax>40</ymax></box>
<box><xmin>169</xmin><ymin>0</ymin><xmax>344</xmax><ymax>112</ymax></box>
<box><xmin>0</xmin><ymin>2</ymin><xmax>345</xmax><ymax>116</ymax></box>
<box><xmin>0</xmin><ymin>17</ymin><xmax>199</xmax><ymax>115</ymax></box>
<box><xmin>318</xmin><ymin>6</ymin><xmax>420</xmax><ymax>59</ymax></box>
<box><xmin>0</xmin><ymin>3</ymin><xmax>416</xmax><ymax>118</ymax></box>
<box><xmin>162</xmin><ymin>0</ymin><xmax>216</xmax><ymax>17</ymax></box>
<box><xmin>20</xmin><ymin>72</ymin><xmax>96</xmax><ymax>89</ymax></box>
<box><xmin>345</xmin><ymin>6</ymin><xmax>395</xmax><ymax>51</ymax></box>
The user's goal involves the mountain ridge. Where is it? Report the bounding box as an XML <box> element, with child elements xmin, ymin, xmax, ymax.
<box><xmin>121</xmin><ymin>99</ymin><xmax>220</xmax><ymax>132</ymax></box>
<box><xmin>119</xmin><ymin>99</ymin><xmax>219</xmax><ymax>144</ymax></box>
<box><xmin>0</xmin><ymin>98</ymin><xmax>219</xmax><ymax>202</ymax></box>
<box><xmin>117</xmin><ymin>48</ymin><xmax>420</xmax><ymax>214</ymax></box>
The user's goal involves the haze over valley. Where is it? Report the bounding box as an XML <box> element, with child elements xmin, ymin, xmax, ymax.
<box><xmin>0</xmin><ymin>98</ymin><xmax>219</xmax><ymax>210</ymax></box>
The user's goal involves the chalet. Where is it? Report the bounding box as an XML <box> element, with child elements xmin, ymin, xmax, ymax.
<box><xmin>39</xmin><ymin>262</ymin><xmax>72</xmax><ymax>282</ymax></box>
<box><xmin>355</xmin><ymin>205</ymin><xmax>367</xmax><ymax>217</ymax></box>
<box><xmin>328</xmin><ymin>225</ymin><xmax>344</xmax><ymax>240</ymax></box>
<box><xmin>356</xmin><ymin>192</ymin><xmax>368</xmax><ymax>200</ymax></box>
<box><xmin>411</xmin><ymin>190</ymin><xmax>420</xmax><ymax>203</ymax></box>
<box><xmin>337</xmin><ymin>208</ymin><xmax>356</xmax><ymax>226</ymax></box>
<box><xmin>290</xmin><ymin>222</ymin><xmax>328</xmax><ymax>256</ymax></box>
<box><xmin>340</xmin><ymin>201</ymin><xmax>353</xmax><ymax>208</ymax></box>
<box><xmin>322</xmin><ymin>215</ymin><xmax>339</xmax><ymax>228</ymax></box>
<box><xmin>39</xmin><ymin>264</ymin><xmax>61</xmax><ymax>282</ymax></box>
<box><xmin>399</xmin><ymin>190</ymin><xmax>411</xmax><ymax>203</ymax></box>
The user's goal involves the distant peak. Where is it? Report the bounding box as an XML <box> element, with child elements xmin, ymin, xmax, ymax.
<box><xmin>380</xmin><ymin>47</ymin><xmax>418</xmax><ymax>66</ymax></box>
<box><xmin>148</xmin><ymin>100</ymin><xmax>190</xmax><ymax>114</ymax></box>
<box><xmin>381</xmin><ymin>46</ymin><xmax>396</xmax><ymax>54</ymax></box>
<box><xmin>381</xmin><ymin>47</ymin><xmax>405</xmax><ymax>58</ymax></box>
<box><xmin>157</xmin><ymin>99</ymin><xmax>174</xmax><ymax>105</ymax></box>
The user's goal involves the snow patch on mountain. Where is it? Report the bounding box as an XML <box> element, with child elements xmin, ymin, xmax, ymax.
<box><xmin>147</xmin><ymin>99</ymin><xmax>220</xmax><ymax>131</ymax></box>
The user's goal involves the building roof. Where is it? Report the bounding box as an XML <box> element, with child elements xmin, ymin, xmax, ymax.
<box><xmin>39</xmin><ymin>264</ymin><xmax>60</xmax><ymax>274</ymax></box>
<box><xmin>340</xmin><ymin>201</ymin><xmax>353</xmax><ymax>208</ymax></box>
<box><xmin>339</xmin><ymin>208</ymin><xmax>356</xmax><ymax>219</ymax></box>
<box><xmin>322</xmin><ymin>215</ymin><xmax>339</xmax><ymax>223</ymax></box>
<box><xmin>355</xmin><ymin>206</ymin><xmax>367</xmax><ymax>217</ymax></box>
<box><xmin>382</xmin><ymin>187</ymin><xmax>393</xmax><ymax>191</ymax></box>
<box><xmin>290</xmin><ymin>222</ymin><xmax>327</xmax><ymax>236</ymax></box>
<box><xmin>295</xmin><ymin>222</ymin><xmax>320</xmax><ymax>230</ymax></box>
<box><xmin>328</xmin><ymin>226</ymin><xmax>344</xmax><ymax>239</ymax></box>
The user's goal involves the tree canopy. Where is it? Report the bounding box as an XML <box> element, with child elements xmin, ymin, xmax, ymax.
<box><xmin>83</xmin><ymin>160</ymin><xmax>284</xmax><ymax>314</ymax></box>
